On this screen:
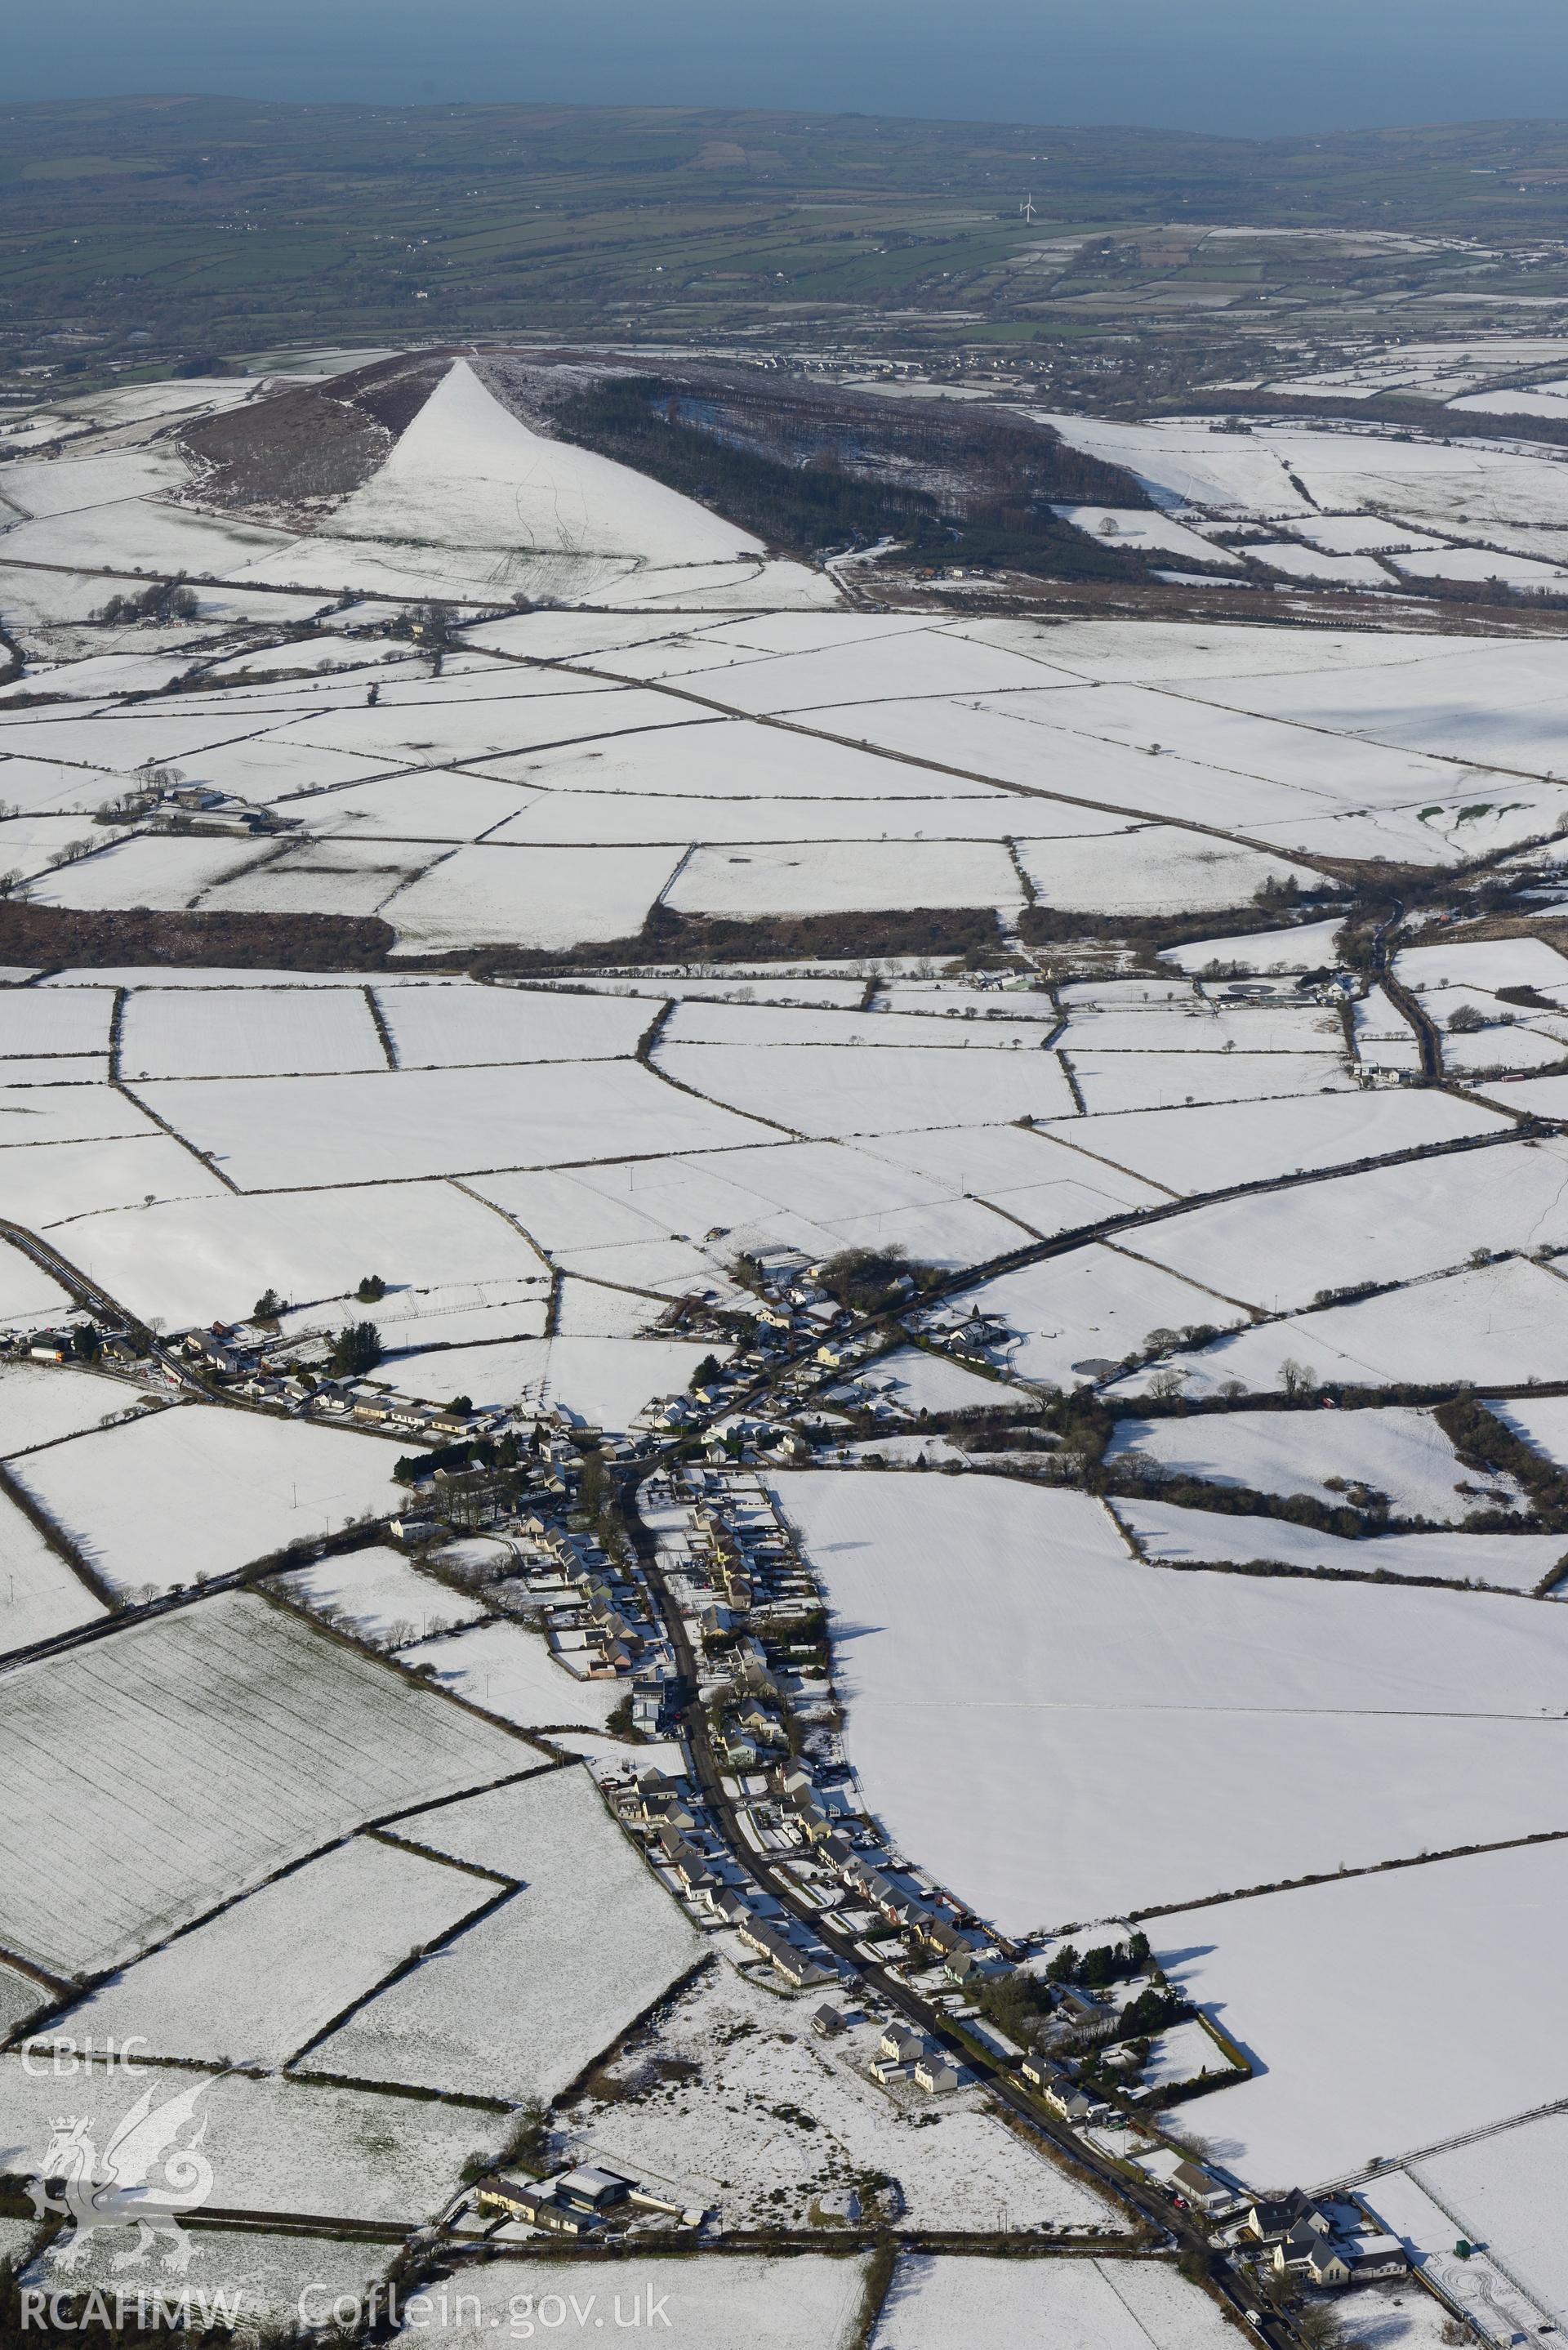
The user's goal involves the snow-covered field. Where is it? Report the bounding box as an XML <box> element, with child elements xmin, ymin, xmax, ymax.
<box><xmin>136</xmin><ymin>1057</ymin><xmax>774</xmax><ymax>1188</ymax></box>
<box><xmin>769</xmin><ymin>1471</ymin><xmax>1568</xmax><ymax>1929</ymax></box>
<box><xmin>0</xmin><ymin>1129</ymin><xmax>229</xmax><ymax>1234</ymax></box>
<box><xmin>1125</xmin><ymin>1135</ymin><xmax>1568</xmax><ymax>1311</ymax></box>
<box><xmin>560</xmin><ymin>1960</ymin><xmax>1116</xmax><ymax>2236</ymax></box>
<box><xmin>473</xmin><ymin>1137</ymin><xmax>1024</xmax><ymax>1277</ymax></box>
<box><xmin>1113</xmin><ymin>1258</ymin><xmax>1568</xmax><ymax>1399</ymax></box>
<box><xmin>350</xmin><ymin>1331</ymin><xmax>720</xmax><ymax>1429</ymax></box>
<box><xmin>0</xmin><ymin>2054</ymin><xmax>510</xmax><ymax>2225</ymax></box>
<box><xmin>1359</xmin><ymin>2169</ymin><xmax>1555</xmax><ymax>2348</ymax></box>
<box><xmin>0</xmin><ymin>1360</ymin><xmax>148</xmax><ymax>1458</ymax></box>
<box><xmin>1392</xmin><ymin>2111</ymin><xmax>1568</xmax><ymax>2326</ymax></box>
<box><xmin>22</xmin><ymin>2224</ymin><xmax>398</xmax><ymax>2345</ymax></box>
<box><xmin>1152</xmin><ymin>1841</ymin><xmax>1568</xmax><ymax>2188</ymax></box>
<box><xmin>280</xmin><ymin>1545</ymin><xmax>488</xmax><ymax>1644</ymax></box>
<box><xmin>37</xmin><ymin>1833</ymin><xmax>494</xmax><ymax>2067</ymax></box>
<box><xmin>1493</xmin><ymin>1394</ymin><xmax>1568</xmax><ymax>1467</ymax></box>
<box><xmin>667</xmin><ymin>839</ymin><xmax>1024</xmax><ymax>918</ymax></box>
<box><xmin>118</xmin><ymin>986</ymin><xmax>385</xmax><ymax>1079</ymax></box>
<box><xmin>871</xmin><ymin>2254</ymin><xmax>1238</xmax><ymax>2350</ymax></box>
<box><xmin>1067</xmin><ymin>1050</ymin><xmax>1354</xmax><ymax>1114</ymax></box>
<box><xmin>1043</xmin><ymin>1089</ymin><xmax>1501</xmax><ymax>1193</ymax></box>
<box><xmin>381</xmin><ymin>843</ymin><xmax>685</xmax><ymax>953</ymax></box>
<box><xmin>376</xmin><ymin>980</ymin><xmax>649</xmax><ymax>1067</ymax></box>
<box><xmin>1114</xmin><ymin>1500</ymin><xmax>1558</xmax><ymax>1592</ymax></box>
<box><xmin>1018</xmin><ymin>828</ymin><xmax>1312</xmax><ymax>916</ymax></box>
<box><xmin>0</xmin><ymin>1490</ymin><xmax>105</xmax><ymax>1657</ymax></box>
<box><xmin>11</xmin><ymin>1402</ymin><xmax>404</xmax><ymax>1595</ymax></box>
<box><xmin>391</xmin><ymin>2254</ymin><xmax>869</xmax><ymax>2350</ymax></box>
<box><xmin>50</xmin><ymin>1171</ymin><xmax>548</xmax><ymax>1329</ymax></box>
<box><xmin>1105</xmin><ymin>1405</ymin><xmax>1526</xmax><ymax>1526</ymax></box>
<box><xmin>967</xmin><ymin>1242</ymin><xmax>1245</xmax><ymax>1386</ymax></box>
<box><xmin>304</xmin><ymin>1767</ymin><xmax>703</xmax><ymax>2103</ymax></box>
<box><xmin>403</xmin><ymin>1618</ymin><xmax>627</xmax><ymax>1728</ymax></box>
<box><xmin>0</xmin><ymin>1591</ymin><xmax>527</xmax><ymax>1975</ymax></box>
<box><xmin>655</xmin><ymin>1039</ymin><xmax>1079</xmax><ymax>1136</ymax></box>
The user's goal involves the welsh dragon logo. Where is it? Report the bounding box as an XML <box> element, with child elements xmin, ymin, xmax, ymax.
<box><xmin>27</xmin><ymin>2076</ymin><xmax>215</xmax><ymax>2272</ymax></box>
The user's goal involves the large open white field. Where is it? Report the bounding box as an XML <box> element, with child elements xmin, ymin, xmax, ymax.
<box><xmin>968</xmin><ymin>1242</ymin><xmax>1244</xmax><ymax>1385</ymax></box>
<box><xmin>1493</xmin><ymin>1394</ymin><xmax>1568</xmax><ymax>1467</ymax></box>
<box><xmin>1019</xmin><ymin>827</ymin><xmax>1312</xmax><ymax>916</ymax></box>
<box><xmin>768</xmin><ymin>1471</ymin><xmax>1568</xmax><ymax>1931</ymax></box>
<box><xmin>478</xmin><ymin>707</ymin><xmax>973</xmax><ymax>800</ymax></box>
<box><xmin>863</xmin><ymin>1121</ymin><xmax>1167</xmax><ymax>1236</ymax></box>
<box><xmin>662</xmin><ymin>999</ymin><xmax>1058</xmax><ymax>1052</ymax></box>
<box><xmin>0</xmin><ymin>2055</ymin><xmax>510</xmax><ymax>2225</ymax></box>
<box><xmin>1040</xmin><ymin>1088</ymin><xmax>1502</xmax><ymax>1193</ymax></box>
<box><xmin>118</xmin><ymin>986</ymin><xmax>385</xmax><ymax>1080</ymax></box>
<box><xmin>1105</xmin><ymin>1405</ymin><xmax>1527</xmax><ymax>1526</ymax></box>
<box><xmin>404</xmin><ymin>1618</ymin><xmax>626</xmax><ymax>1728</ymax></box>
<box><xmin>473</xmin><ymin>1138</ymin><xmax>1025</xmax><ymax>1273</ymax></box>
<box><xmin>1152</xmin><ymin>1841</ymin><xmax>1568</xmax><ymax>2189</ymax></box>
<box><xmin>136</xmin><ymin>1059</ymin><xmax>774</xmax><ymax>1187</ymax></box>
<box><xmin>280</xmin><ymin>1545</ymin><xmax>488</xmax><ymax>1644</ymax></box>
<box><xmin>1400</xmin><ymin>2111</ymin><xmax>1568</xmax><ymax>2325</ymax></box>
<box><xmin>1115</xmin><ymin>1500</ymin><xmax>1558</xmax><ymax>1592</ymax></box>
<box><xmin>666</xmin><ymin>838</ymin><xmax>1023</xmax><ymax>917</ymax></box>
<box><xmin>1067</xmin><ymin>1051</ymin><xmax>1354</xmax><ymax>1114</ymax></box>
<box><xmin>1116</xmin><ymin>1259</ymin><xmax>1568</xmax><ymax>1398</ymax></box>
<box><xmin>305</xmin><ymin>1766</ymin><xmax>703</xmax><ymax>2103</ymax></box>
<box><xmin>391</xmin><ymin>2254</ymin><xmax>869</xmax><ymax>2350</ymax></box>
<box><xmin>11</xmin><ymin>1402</ymin><xmax>404</xmax><ymax>1595</ymax></box>
<box><xmin>27</xmin><ymin>833</ymin><xmax>282</xmax><ymax>912</ymax></box>
<box><xmin>1060</xmin><ymin>1002</ymin><xmax>1348</xmax><ymax>1057</ymax></box>
<box><xmin>363</xmin><ymin>1332</ymin><xmax>718</xmax><ymax>1428</ymax></box>
<box><xmin>0</xmin><ymin>1361</ymin><xmax>145</xmax><ymax>1458</ymax></box>
<box><xmin>0</xmin><ymin>1234</ymin><xmax>74</xmax><ymax>1322</ymax></box>
<box><xmin>0</xmin><ymin>1073</ymin><xmax>150</xmax><ymax>1144</ymax></box>
<box><xmin>64</xmin><ymin>1176</ymin><xmax>547</xmax><ymax>1329</ymax></box>
<box><xmin>39</xmin><ymin>1832</ymin><xmax>494</xmax><ymax>2067</ymax></box>
<box><xmin>871</xmin><ymin>2255</ymin><xmax>1239</xmax><ymax>2350</ymax></box>
<box><xmin>0</xmin><ymin>1491</ymin><xmax>105</xmax><ymax>1659</ymax></box>
<box><xmin>0</xmin><ymin>1590</ymin><xmax>528</xmax><ymax>1976</ymax></box>
<box><xmin>381</xmin><ymin>842</ymin><xmax>685</xmax><ymax>952</ymax></box>
<box><xmin>656</xmin><ymin>1040</ymin><xmax>1078</xmax><ymax>1136</ymax></box>
<box><xmin>0</xmin><ymin>987</ymin><xmax>111</xmax><ymax>1059</ymax></box>
<box><xmin>0</xmin><ymin>1132</ymin><xmax>229</xmax><ymax>1233</ymax></box>
<box><xmin>375</xmin><ymin>979</ymin><xmax>650</xmax><ymax>1067</ymax></box>
<box><xmin>1129</xmin><ymin>1136</ymin><xmax>1568</xmax><ymax>1311</ymax></box>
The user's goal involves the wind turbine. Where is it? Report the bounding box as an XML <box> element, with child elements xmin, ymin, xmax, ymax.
<box><xmin>1020</xmin><ymin>194</ymin><xmax>1036</xmax><ymax>224</ymax></box>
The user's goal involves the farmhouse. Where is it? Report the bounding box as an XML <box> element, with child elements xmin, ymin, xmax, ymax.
<box><xmin>1242</xmin><ymin>2192</ymin><xmax>1332</xmax><ymax>2244</ymax></box>
<box><xmin>1169</xmin><ymin>2160</ymin><xmax>1233</xmax><ymax>2214</ymax></box>
<box><xmin>1274</xmin><ymin>2237</ymin><xmax>1352</xmax><ymax>2288</ymax></box>
<box><xmin>475</xmin><ymin>2177</ymin><xmax>605</xmax><ymax>2236</ymax></box>
<box><xmin>1041</xmin><ymin>2079</ymin><xmax>1112</xmax><ymax>2128</ymax></box>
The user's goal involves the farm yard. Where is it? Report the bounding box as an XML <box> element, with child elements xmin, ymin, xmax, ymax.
<box><xmin>11</xmin><ymin>337</ymin><xmax>1568</xmax><ymax>2350</ymax></box>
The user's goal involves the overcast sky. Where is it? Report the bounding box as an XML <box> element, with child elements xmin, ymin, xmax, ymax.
<box><xmin>7</xmin><ymin>0</ymin><xmax>1567</xmax><ymax>137</ymax></box>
